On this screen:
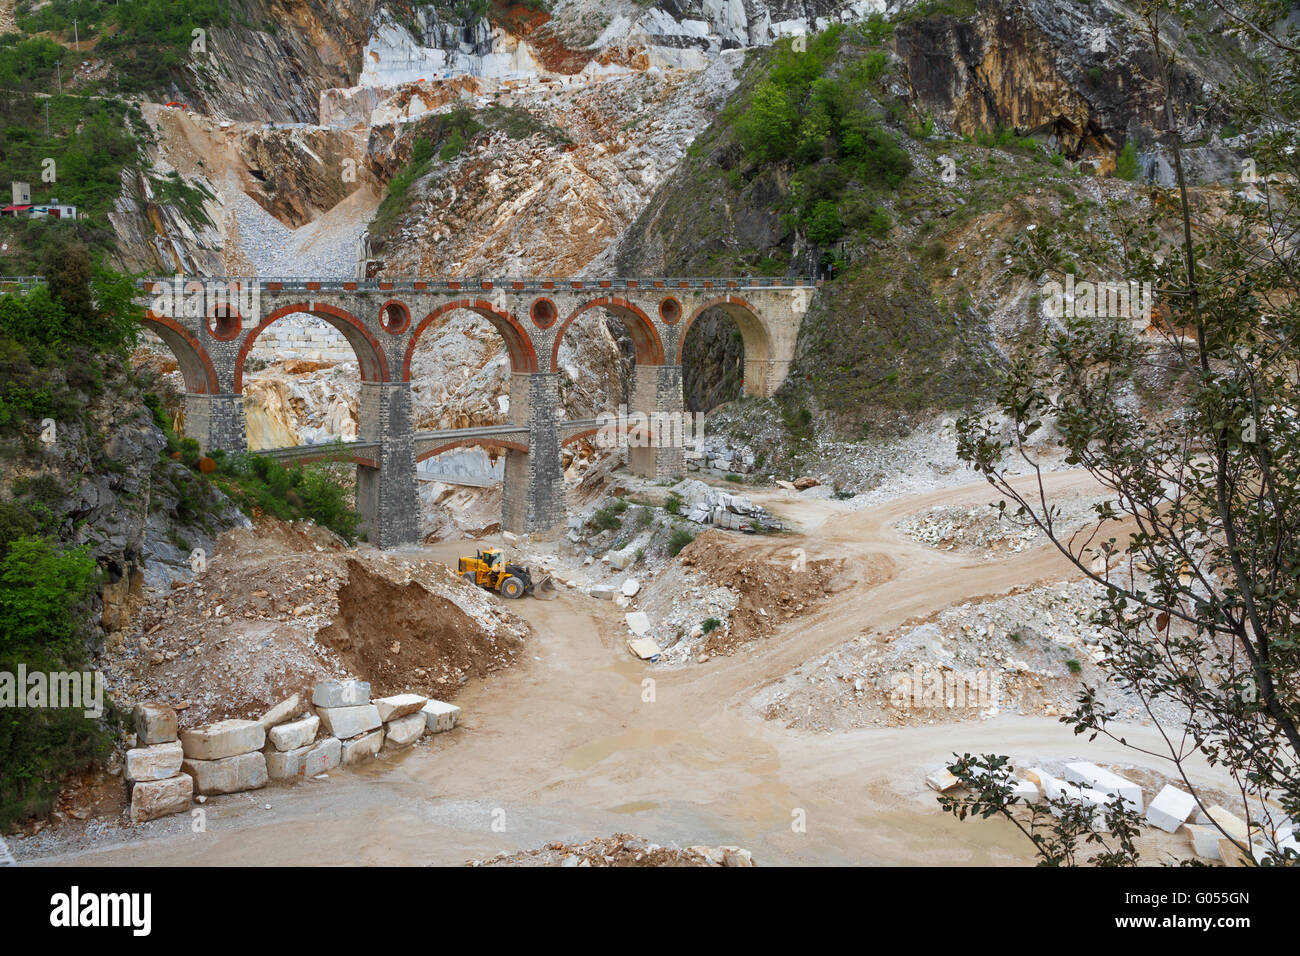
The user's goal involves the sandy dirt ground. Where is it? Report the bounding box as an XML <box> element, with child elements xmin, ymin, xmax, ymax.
<box><xmin>17</xmin><ymin>472</ymin><xmax>1230</xmax><ymax>866</ymax></box>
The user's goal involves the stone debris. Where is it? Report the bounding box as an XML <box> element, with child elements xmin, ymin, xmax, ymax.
<box><xmin>926</xmin><ymin>769</ymin><xmax>960</xmax><ymax>792</ymax></box>
<box><xmin>421</xmin><ymin>699</ymin><xmax>460</xmax><ymax>734</ymax></box>
<box><xmin>180</xmin><ymin>718</ymin><xmax>267</xmax><ymax>761</ymax></box>
<box><xmin>268</xmin><ymin>714</ymin><xmax>320</xmax><ymax>752</ymax></box>
<box><xmin>468</xmin><ymin>833</ymin><xmax>756</xmax><ymax>867</ymax></box>
<box><xmin>182</xmin><ymin>752</ymin><xmax>269</xmax><ymax>795</ymax></box>
<box><xmin>1184</xmin><ymin>823</ymin><xmax>1224</xmax><ymax>861</ymax></box>
<box><xmin>317</xmin><ymin>703</ymin><xmax>382</xmax><ymax>739</ymax></box>
<box><xmin>1063</xmin><ymin>762</ymin><xmax>1144</xmax><ymax>812</ymax></box>
<box><xmin>123</xmin><ymin>701</ymin><xmax>194</xmax><ymax>823</ymax></box>
<box><xmin>669</xmin><ymin>479</ymin><xmax>783</xmax><ymax>531</ymax></box>
<box><xmin>383</xmin><ymin>712</ymin><xmax>427</xmax><ymax>749</ymax></box>
<box><xmin>258</xmin><ymin>694</ymin><xmax>301</xmax><ymax>729</ymax></box>
<box><xmin>312</xmin><ymin>679</ymin><xmax>372</xmax><ymax>708</ymax></box>
<box><xmin>626</xmin><ymin>611</ymin><xmax>651</xmax><ymax>637</ymax></box>
<box><xmin>267</xmin><ymin>737</ymin><xmax>341</xmax><ymax>780</ymax></box>
<box><xmin>129</xmin><ymin>773</ymin><xmax>194</xmax><ymax>824</ymax></box>
<box><xmin>1146</xmin><ymin>784</ymin><xmax>1199</xmax><ymax>833</ymax></box>
<box><xmin>621</xmin><ymin>578</ymin><xmax>641</xmax><ymax>597</ymax></box>
<box><xmin>372</xmin><ymin>693</ymin><xmax>428</xmax><ymax>723</ymax></box>
<box><xmin>341</xmin><ymin>729</ymin><xmax>385</xmax><ymax>765</ymax></box>
<box><xmin>124</xmin><ymin>741</ymin><xmax>184</xmax><ymax>784</ymax></box>
<box><xmin>133</xmin><ymin>702</ymin><xmax>179</xmax><ymax>745</ymax></box>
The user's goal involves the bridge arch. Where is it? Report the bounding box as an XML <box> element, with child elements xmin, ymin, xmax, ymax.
<box><xmin>416</xmin><ymin>437</ymin><xmax>529</xmax><ymax>463</ymax></box>
<box><xmin>404</xmin><ymin>299</ymin><xmax>538</xmax><ymax>378</ymax></box>
<box><xmin>678</xmin><ymin>295</ymin><xmax>774</xmax><ymax>398</ymax></box>
<box><xmin>233</xmin><ymin>302</ymin><xmax>389</xmax><ymax>393</ymax></box>
<box><xmin>550</xmin><ymin>297</ymin><xmax>665</xmax><ymax>372</ymax></box>
<box><xmin>142</xmin><ymin>312</ymin><xmax>219</xmax><ymax>394</ymax></box>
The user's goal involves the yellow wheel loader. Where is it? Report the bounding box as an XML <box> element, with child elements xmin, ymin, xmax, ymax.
<box><xmin>457</xmin><ymin>548</ymin><xmax>556</xmax><ymax>600</ymax></box>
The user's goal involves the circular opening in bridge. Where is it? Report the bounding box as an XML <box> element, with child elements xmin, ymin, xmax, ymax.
<box><xmin>207</xmin><ymin>304</ymin><xmax>243</xmax><ymax>341</ymax></box>
<box><xmin>380</xmin><ymin>301</ymin><xmax>410</xmax><ymax>334</ymax></box>
<box><xmin>530</xmin><ymin>297</ymin><xmax>557</xmax><ymax>329</ymax></box>
<box><xmin>659</xmin><ymin>297</ymin><xmax>681</xmax><ymax>325</ymax></box>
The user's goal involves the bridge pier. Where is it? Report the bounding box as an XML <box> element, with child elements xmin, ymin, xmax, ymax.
<box><xmin>356</xmin><ymin>382</ymin><xmax>419</xmax><ymax>548</ymax></box>
<box><xmin>629</xmin><ymin>364</ymin><xmax>687</xmax><ymax>481</ymax></box>
<box><xmin>502</xmin><ymin>372</ymin><xmax>566</xmax><ymax>536</ymax></box>
<box><xmin>184</xmin><ymin>393</ymin><xmax>247</xmax><ymax>454</ymax></box>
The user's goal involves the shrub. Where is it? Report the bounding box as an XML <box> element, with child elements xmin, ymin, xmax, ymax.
<box><xmin>701</xmin><ymin>617</ymin><xmax>722</xmax><ymax>634</ymax></box>
<box><xmin>668</xmin><ymin>529</ymin><xmax>695</xmax><ymax>556</ymax></box>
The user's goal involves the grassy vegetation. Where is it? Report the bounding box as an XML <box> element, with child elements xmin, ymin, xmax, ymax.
<box><xmin>729</xmin><ymin>27</ymin><xmax>911</xmax><ymax>256</ymax></box>
<box><xmin>668</xmin><ymin>528</ymin><xmax>695</xmax><ymax>557</ymax></box>
<box><xmin>13</xmin><ymin>0</ymin><xmax>231</xmax><ymax>96</ymax></box>
<box><xmin>0</xmin><ymin>246</ymin><xmax>140</xmax><ymax>828</ymax></box>
<box><xmin>144</xmin><ymin>399</ymin><xmax>363</xmax><ymax>545</ymax></box>
<box><xmin>0</xmin><ymin>93</ymin><xmax>147</xmax><ymax>271</ymax></box>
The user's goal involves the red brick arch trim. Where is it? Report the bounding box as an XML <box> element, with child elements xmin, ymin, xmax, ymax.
<box><xmin>560</xmin><ymin>427</ymin><xmax>601</xmax><ymax>447</ymax></box>
<box><xmin>416</xmin><ymin>438</ymin><xmax>529</xmax><ymax>463</ymax></box>
<box><xmin>234</xmin><ymin>303</ymin><xmax>390</xmax><ymax>393</ymax></box>
<box><xmin>551</xmin><ymin>297</ymin><xmax>665</xmax><ymax>372</ymax></box>
<box><xmin>404</xmin><ymin>299</ymin><xmax>539</xmax><ymax>379</ymax></box>
<box><xmin>676</xmin><ymin>294</ymin><xmax>762</xmax><ymax>363</ymax></box>
<box><xmin>143</xmin><ymin>312</ymin><xmax>219</xmax><ymax>394</ymax></box>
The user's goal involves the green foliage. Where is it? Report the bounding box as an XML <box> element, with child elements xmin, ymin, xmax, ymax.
<box><xmin>1114</xmin><ymin>140</ymin><xmax>1139</xmax><ymax>181</ymax></box>
<box><xmin>0</xmin><ymin>533</ymin><xmax>113</xmax><ymax>829</ymax></box>
<box><xmin>0</xmin><ymin>94</ymin><xmax>146</xmax><ymax>270</ymax></box>
<box><xmin>16</xmin><ymin>0</ymin><xmax>232</xmax><ymax>95</ymax></box>
<box><xmin>700</xmin><ymin>616</ymin><xmax>722</xmax><ymax>634</ymax></box>
<box><xmin>664</xmin><ymin>491</ymin><xmax>684</xmax><ymax>515</ymax></box>
<box><xmin>732</xmin><ymin>28</ymin><xmax>911</xmax><ymax>252</ymax></box>
<box><xmin>668</xmin><ymin>528</ymin><xmax>695</xmax><ymax>557</ymax></box>
<box><xmin>590</xmin><ymin>498</ymin><xmax>628</xmax><ymax>532</ymax></box>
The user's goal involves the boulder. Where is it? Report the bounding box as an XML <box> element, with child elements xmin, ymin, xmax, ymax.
<box><xmin>1063</xmin><ymin>762</ymin><xmax>1144</xmax><ymax>811</ymax></box>
<box><xmin>258</xmin><ymin>694</ymin><xmax>300</xmax><ymax>729</ymax></box>
<box><xmin>129</xmin><ymin>773</ymin><xmax>193</xmax><ymax>823</ymax></box>
<box><xmin>317</xmin><ymin>704</ymin><xmax>382</xmax><ymax>740</ymax></box>
<box><xmin>182</xmin><ymin>752</ymin><xmax>268</xmax><ymax>795</ymax></box>
<box><xmin>621</xmin><ymin>578</ymin><xmax>641</xmax><ymax>597</ymax></box>
<box><xmin>793</xmin><ymin>476</ymin><xmax>820</xmax><ymax>490</ymax></box>
<box><xmin>384</xmin><ymin>712</ymin><xmax>426</xmax><ymax>749</ymax></box>
<box><xmin>340</xmin><ymin>729</ymin><xmax>385</xmax><ymax>766</ymax></box>
<box><xmin>179</xmin><ymin>719</ymin><xmax>266</xmax><ymax>760</ymax></box>
<box><xmin>301</xmin><ymin>736</ymin><xmax>342</xmax><ymax>777</ymax></box>
<box><xmin>311</xmin><ymin>679</ymin><xmax>371</xmax><ymax>708</ymax></box>
<box><xmin>626</xmin><ymin>611</ymin><xmax>651</xmax><ymax>636</ymax></box>
<box><xmin>926</xmin><ymin>770</ymin><xmax>960</xmax><ymax>792</ymax></box>
<box><xmin>133</xmin><ymin>702</ymin><xmax>178</xmax><ymax>745</ymax></box>
<box><xmin>268</xmin><ymin>714</ymin><xmax>319</xmax><ymax>752</ymax></box>
<box><xmin>1185</xmin><ymin>823</ymin><xmax>1223</xmax><ymax>861</ymax></box>
<box><xmin>373</xmin><ymin>693</ymin><xmax>427</xmax><ymax>723</ymax></box>
<box><xmin>607</xmin><ymin>547</ymin><xmax>636</xmax><ymax>571</ymax></box>
<box><xmin>1147</xmin><ymin>784</ymin><xmax>1199</xmax><ymax>833</ymax></box>
<box><xmin>422</xmin><ymin>700</ymin><xmax>461</xmax><ymax>734</ymax></box>
<box><xmin>124</xmin><ymin>741</ymin><xmax>184</xmax><ymax>783</ymax></box>
<box><xmin>266</xmin><ymin>736</ymin><xmax>341</xmax><ymax>780</ymax></box>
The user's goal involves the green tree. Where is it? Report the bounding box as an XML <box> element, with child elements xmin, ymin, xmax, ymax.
<box><xmin>948</xmin><ymin>0</ymin><xmax>1300</xmax><ymax>865</ymax></box>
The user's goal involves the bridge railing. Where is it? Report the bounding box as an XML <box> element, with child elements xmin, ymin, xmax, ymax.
<box><xmin>0</xmin><ymin>276</ymin><xmax>45</xmax><ymax>290</ymax></box>
<box><xmin>133</xmin><ymin>276</ymin><xmax>821</xmax><ymax>293</ymax></box>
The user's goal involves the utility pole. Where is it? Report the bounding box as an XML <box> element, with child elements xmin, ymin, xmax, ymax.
<box><xmin>74</xmin><ymin>20</ymin><xmax>79</xmax><ymax>52</ymax></box>
<box><xmin>44</xmin><ymin>100</ymin><xmax>50</xmax><ymax>138</ymax></box>
<box><xmin>56</xmin><ymin>60</ymin><xmax>62</xmax><ymax>94</ymax></box>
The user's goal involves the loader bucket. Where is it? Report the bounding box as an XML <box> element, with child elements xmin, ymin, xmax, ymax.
<box><xmin>531</xmin><ymin>571</ymin><xmax>558</xmax><ymax>600</ymax></box>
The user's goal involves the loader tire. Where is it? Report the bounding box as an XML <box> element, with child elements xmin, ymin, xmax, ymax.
<box><xmin>500</xmin><ymin>576</ymin><xmax>526</xmax><ymax>599</ymax></box>
<box><xmin>462</xmin><ymin>572</ymin><xmax>478</xmax><ymax>587</ymax></box>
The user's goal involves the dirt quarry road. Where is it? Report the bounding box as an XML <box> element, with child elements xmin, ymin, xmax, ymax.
<box><xmin>25</xmin><ymin>472</ymin><xmax>1225</xmax><ymax>866</ymax></box>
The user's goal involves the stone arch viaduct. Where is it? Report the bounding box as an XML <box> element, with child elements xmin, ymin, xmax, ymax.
<box><xmin>139</xmin><ymin>277</ymin><xmax>818</xmax><ymax>546</ymax></box>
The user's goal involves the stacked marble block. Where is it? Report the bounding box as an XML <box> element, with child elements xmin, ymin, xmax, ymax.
<box><xmin>126</xmin><ymin>702</ymin><xmax>193</xmax><ymax>823</ymax></box>
<box><xmin>266</xmin><ymin>679</ymin><xmax>461</xmax><ymax>780</ymax></box>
